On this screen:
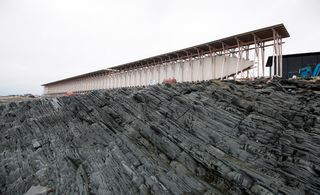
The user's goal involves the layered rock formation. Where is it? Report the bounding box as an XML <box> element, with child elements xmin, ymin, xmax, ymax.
<box><xmin>0</xmin><ymin>79</ymin><xmax>320</xmax><ymax>195</ymax></box>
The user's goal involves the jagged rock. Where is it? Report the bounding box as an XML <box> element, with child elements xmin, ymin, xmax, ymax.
<box><xmin>0</xmin><ymin>79</ymin><xmax>320</xmax><ymax>195</ymax></box>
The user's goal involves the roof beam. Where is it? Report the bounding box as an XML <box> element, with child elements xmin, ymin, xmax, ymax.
<box><xmin>42</xmin><ymin>24</ymin><xmax>290</xmax><ymax>86</ymax></box>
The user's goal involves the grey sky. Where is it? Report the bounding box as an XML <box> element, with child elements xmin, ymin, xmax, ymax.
<box><xmin>0</xmin><ymin>0</ymin><xmax>319</xmax><ymax>95</ymax></box>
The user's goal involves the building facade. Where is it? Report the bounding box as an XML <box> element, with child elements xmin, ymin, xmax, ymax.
<box><xmin>43</xmin><ymin>24</ymin><xmax>290</xmax><ymax>96</ymax></box>
<box><xmin>266</xmin><ymin>52</ymin><xmax>320</xmax><ymax>78</ymax></box>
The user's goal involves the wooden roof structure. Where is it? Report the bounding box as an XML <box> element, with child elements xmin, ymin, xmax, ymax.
<box><xmin>43</xmin><ymin>24</ymin><xmax>289</xmax><ymax>86</ymax></box>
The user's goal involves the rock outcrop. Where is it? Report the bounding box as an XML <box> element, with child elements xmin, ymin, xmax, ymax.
<box><xmin>0</xmin><ymin>79</ymin><xmax>320</xmax><ymax>195</ymax></box>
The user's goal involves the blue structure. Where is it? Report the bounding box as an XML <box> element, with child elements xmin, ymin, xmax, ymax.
<box><xmin>298</xmin><ymin>64</ymin><xmax>320</xmax><ymax>78</ymax></box>
<box><xmin>312</xmin><ymin>64</ymin><xmax>320</xmax><ymax>77</ymax></box>
<box><xmin>299</xmin><ymin>66</ymin><xmax>312</xmax><ymax>78</ymax></box>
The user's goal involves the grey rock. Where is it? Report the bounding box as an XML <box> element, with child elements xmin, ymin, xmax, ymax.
<box><xmin>0</xmin><ymin>79</ymin><xmax>320</xmax><ymax>195</ymax></box>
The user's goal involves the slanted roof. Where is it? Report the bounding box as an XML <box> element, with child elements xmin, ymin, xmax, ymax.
<box><xmin>42</xmin><ymin>69</ymin><xmax>117</xmax><ymax>86</ymax></box>
<box><xmin>111</xmin><ymin>23</ymin><xmax>289</xmax><ymax>71</ymax></box>
<box><xmin>43</xmin><ymin>23</ymin><xmax>289</xmax><ymax>86</ymax></box>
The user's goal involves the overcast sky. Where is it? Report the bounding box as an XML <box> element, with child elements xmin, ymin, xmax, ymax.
<box><xmin>0</xmin><ymin>0</ymin><xmax>319</xmax><ymax>95</ymax></box>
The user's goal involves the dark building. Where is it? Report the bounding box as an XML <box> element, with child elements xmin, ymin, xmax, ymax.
<box><xmin>266</xmin><ymin>52</ymin><xmax>320</xmax><ymax>78</ymax></box>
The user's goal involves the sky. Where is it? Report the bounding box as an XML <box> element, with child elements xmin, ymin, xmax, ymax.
<box><xmin>0</xmin><ymin>0</ymin><xmax>319</xmax><ymax>95</ymax></box>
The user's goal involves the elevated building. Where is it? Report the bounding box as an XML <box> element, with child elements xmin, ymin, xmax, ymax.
<box><xmin>42</xmin><ymin>24</ymin><xmax>289</xmax><ymax>96</ymax></box>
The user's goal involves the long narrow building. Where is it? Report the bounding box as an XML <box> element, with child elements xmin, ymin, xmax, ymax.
<box><xmin>42</xmin><ymin>24</ymin><xmax>289</xmax><ymax>96</ymax></box>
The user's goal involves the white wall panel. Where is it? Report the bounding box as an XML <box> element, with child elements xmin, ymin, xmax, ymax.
<box><xmin>45</xmin><ymin>55</ymin><xmax>253</xmax><ymax>95</ymax></box>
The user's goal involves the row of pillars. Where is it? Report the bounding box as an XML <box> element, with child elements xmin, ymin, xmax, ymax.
<box><xmin>45</xmin><ymin>35</ymin><xmax>283</xmax><ymax>95</ymax></box>
<box><xmin>45</xmin><ymin>54</ymin><xmax>249</xmax><ymax>95</ymax></box>
<box><xmin>231</xmin><ymin>31</ymin><xmax>282</xmax><ymax>79</ymax></box>
<box><xmin>45</xmin><ymin>58</ymin><xmax>210</xmax><ymax>94</ymax></box>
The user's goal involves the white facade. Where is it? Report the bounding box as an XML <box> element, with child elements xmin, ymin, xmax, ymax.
<box><xmin>44</xmin><ymin>55</ymin><xmax>253</xmax><ymax>95</ymax></box>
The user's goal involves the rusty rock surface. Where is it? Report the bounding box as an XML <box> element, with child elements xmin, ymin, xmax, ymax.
<box><xmin>0</xmin><ymin>79</ymin><xmax>320</xmax><ymax>195</ymax></box>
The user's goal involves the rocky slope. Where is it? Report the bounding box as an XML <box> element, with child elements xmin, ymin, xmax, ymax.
<box><xmin>0</xmin><ymin>79</ymin><xmax>320</xmax><ymax>195</ymax></box>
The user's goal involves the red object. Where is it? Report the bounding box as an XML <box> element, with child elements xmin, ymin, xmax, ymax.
<box><xmin>65</xmin><ymin>91</ymin><xmax>75</xmax><ymax>96</ymax></box>
<box><xmin>163</xmin><ymin>78</ymin><xmax>177</xmax><ymax>84</ymax></box>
